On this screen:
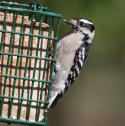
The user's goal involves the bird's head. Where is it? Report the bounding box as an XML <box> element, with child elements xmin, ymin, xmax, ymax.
<box><xmin>64</xmin><ymin>17</ymin><xmax>95</xmax><ymax>44</ymax></box>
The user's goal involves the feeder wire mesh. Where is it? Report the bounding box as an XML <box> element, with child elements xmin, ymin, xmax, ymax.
<box><xmin>0</xmin><ymin>1</ymin><xmax>62</xmax><ymax>126</ymax></box>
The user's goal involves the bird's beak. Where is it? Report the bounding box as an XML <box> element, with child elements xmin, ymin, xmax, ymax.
<box><xmin>64</xmin><ymin>19</ymin><xmax>78</xmax><ymax>26</ymax></box>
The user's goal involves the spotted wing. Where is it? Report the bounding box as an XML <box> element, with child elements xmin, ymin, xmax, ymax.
<box><xmin>65</xmin><ymin>43</ymin><xmax>90</xmax><ymax>90</ymax></box>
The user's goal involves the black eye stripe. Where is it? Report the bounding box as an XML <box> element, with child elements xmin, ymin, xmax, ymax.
<box><xmin>87</xmin><ymin>24</ymin><xmax>95</xmax><ymax>32</ymax></box>
<box><xmin>79</xmin><ymin>21</ymin><xmax>85</xmax><ymax>27</ymax></box>
<box><xmin>79</xmin><ymin>22</ymin><xmax>95</xmax><ymax>32</ymax></box>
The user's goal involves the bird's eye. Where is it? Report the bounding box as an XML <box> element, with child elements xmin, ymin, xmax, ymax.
<box><xmin>79</xmin><ymin>21</ymin><xmax>85</xmax><ymax>27</ymax></box>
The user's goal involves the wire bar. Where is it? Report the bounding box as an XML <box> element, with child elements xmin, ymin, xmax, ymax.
<box><xmin>0</xmin><ymin>51</ymin><xmax>55</xmax><ymax>62</ymax></box>
<box><xmin>0</xmin><ymin>95</ymin><xmax>49</xmax><ymax>104</ymax></box>
<box><xmin>0</xmin><ymin>11</ymin><xmax>16</xmax><ymax>116</ymax></box>
<box><xmin>0</xmin><ymin>5</ymin><xmax>62</xmax><ymax>18</ymax></box>
<box><xmin>0</xmin><ymin>1</ymin><xmax>48</xmax><ymax>11</ymax></box>
<box><xmin>0</xmin><ymin>10</ymin><xmax>7</xmax><ymax>61</ymax></box>
<box><xmin>0</xmin><ymin>117</ymin><xmax>46</xmax><ymax>126</ymax></box>
<box><xmin>0</xmin><ymin>29</ymin><xmax>58</xmax><ymax>40</ymax></box>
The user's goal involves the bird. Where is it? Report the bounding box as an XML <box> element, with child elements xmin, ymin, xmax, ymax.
<box><xmin>48</xmin><ymin>17</ymin><xmax>95</xmax><ymax>108</ymax></box>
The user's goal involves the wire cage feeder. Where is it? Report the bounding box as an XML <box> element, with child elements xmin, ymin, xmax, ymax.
<box><xmin>0</xmin><ymin>1</ymin><xmax>62</xmax><ymax>126</ymax></box>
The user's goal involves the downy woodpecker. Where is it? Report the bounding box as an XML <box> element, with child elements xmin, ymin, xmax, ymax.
<box><xmin>48</xmin><ymin>17</ymin><xmax>95</xmax><ymax>108</ymax></box>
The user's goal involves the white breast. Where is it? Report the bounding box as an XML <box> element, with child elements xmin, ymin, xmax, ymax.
<box><xmin>52</xmin><ymin>32</ymin><xmax>85</xmax><ymax>92</ymax></box>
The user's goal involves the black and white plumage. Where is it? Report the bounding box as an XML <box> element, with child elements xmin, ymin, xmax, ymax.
<box><xmin>48</xmin><ymin>17</ymin><xmax>95</xmax><ymax>108</ymax></box>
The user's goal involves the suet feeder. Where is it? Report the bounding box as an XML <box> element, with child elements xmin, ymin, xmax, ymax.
<box><xmin>0</xmin><ymin>1</ymin><xmax>62</xmax><ymax>126</ymax></box>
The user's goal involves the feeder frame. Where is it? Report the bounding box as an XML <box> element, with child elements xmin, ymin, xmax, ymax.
<box><xmin>0</xmin><ymin>1</ymin><xmax>62</xmax><ymax>126</ymax></box>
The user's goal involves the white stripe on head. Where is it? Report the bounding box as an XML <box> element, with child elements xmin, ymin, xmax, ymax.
<box><xmin>79</xmin><ymin>19</ymin><xmax>93</xmax><ymax>25</ymax></box>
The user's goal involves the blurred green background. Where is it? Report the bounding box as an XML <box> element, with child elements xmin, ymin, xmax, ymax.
<box><xmin>1</xmin><ymin>0</ymin><xmax>125</xmax><ymax>126</ymax></box>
